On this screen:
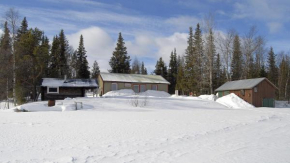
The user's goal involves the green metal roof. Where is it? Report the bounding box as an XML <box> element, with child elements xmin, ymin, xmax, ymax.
<box><xmin>100</xmin><ymin>72</ymin><xmax>170</xmax><ymax>84</ymax></box>
<box><xmin>215</xmin><ymin>78</ymin><xmax>277</xmax><ymax>91</ymax></box>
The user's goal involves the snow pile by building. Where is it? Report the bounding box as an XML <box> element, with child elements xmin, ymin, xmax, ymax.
<box><xmin>275</xmin><ymin>101</ymin><xmax>290</xmax><ymax>108</ymax></box>
<box><xmin>199</xmin><ymin>94</ymin><xmax>217</xmax><ymax>101</ymax></box>
<box><xmin>216</xmin><ymin>93</ymin><xmax>254</xmax><ymax>109</ymax></box>
<box><xmin>139</xmin><ymin>90</ymin><xmax>170</xmax><ymax>97</ymax></box>
<box><xmin>103</xmin><ymin>89</ymin><xmax>135</xmax><ymax>97</ymax></box>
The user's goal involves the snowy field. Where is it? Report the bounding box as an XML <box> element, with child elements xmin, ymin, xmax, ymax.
<box><xmin>0</xmin><ymin>91</ymin><xmax>290</xmax><ymax>163</ymax></box>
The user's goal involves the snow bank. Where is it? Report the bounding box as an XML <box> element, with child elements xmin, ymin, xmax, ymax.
<box><xmin>216</xmin><ymin>93</ymin><xmax>254</xmax><ymax>109</ymax></box>
<box><xmin>199</xmin><ymin>94</ymin><xmax>217</xmax><ymax>101</ymax></box>
<box><xmin>103</xmin><ymin>89</ymin><xmax>135</xmax><ymax>97</ymax></box>
<box><xmin>140</xmin><ymin>90</ymin><xmax>170</xmax><ymax>97</ymax></box>
<box><xmin>275</xmin><ymin>101</ymin><xmax>290</xmax><ymax>108</ymax></box>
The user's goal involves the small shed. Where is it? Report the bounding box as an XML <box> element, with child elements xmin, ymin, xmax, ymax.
<box><xmin>41</xmin><ymin>78</ymin><xmax>98</xmax><ymax>101</ymax></box>
<box><xmin>98</xmin><ymin>72</ymin><xmax>170</xmax><ymax>95</ymax></box>
<box><xmin>215</xmin><ymin>78</ymin><xmax>278</xmax><ymax>107</ymax></box>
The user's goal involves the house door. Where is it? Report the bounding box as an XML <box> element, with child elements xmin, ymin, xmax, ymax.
<box><xmin>133</xmin><ymin>85</ymin><xmax>139</xmax><ymax>93</ymax></box>
<box><xmin>140</xmin><ymin>85</ymin><xmax>146</xmax><ymax>92</ymax></box>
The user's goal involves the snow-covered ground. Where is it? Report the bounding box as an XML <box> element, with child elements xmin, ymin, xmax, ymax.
<box><xmin>0</xmin><ymin>93</ymin><xmax>290</xmax><ymax>163</ymax></box>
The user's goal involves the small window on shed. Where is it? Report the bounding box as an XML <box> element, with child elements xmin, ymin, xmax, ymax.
<box><xmin>47</xmin><ymin>87</ymin><xmax>59</xmax><ymax>94</ymax></box>
<box><xmin>254</xmin><ymin>87</ymin><xmax>258</xmax><ymax>93</ymax></box>
<box><xmin>240</xmin><ymin>89</ymin><xmax>245</xmax><ymax>96</ymax></box>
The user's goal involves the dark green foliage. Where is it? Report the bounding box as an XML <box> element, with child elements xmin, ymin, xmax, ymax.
<box><xmin>168</xmin><ymin>49</ymin><xmax>178</xmax><ymax>94</ymax></box>
<box><xmin>259</xmin><ymin>65</ymin><xmax>267</xmax><ymax>77</ymax></box>
<box><xmin>16</xmin><ymin>17</ymin><xmax>28</xmax><ymax>42</ymax></box>
<box><xmin>141</xmin><ymin>62</ymin><xmax>147</xmax><ymax>75</ymax></box>
<box><xmin>184</xmin><ymin>27</ymin><xmax>197</xmax><ymax>93</ymax></box>
<box><xmin>213</xmin><ymin>53</ymin><xmax>224</xmax><ymax>90</ymax></box>
<box><xmin>58</xmin><ymin>29</ymin><xmax>70</xmax><ymax>77</ymax></box>
<box><xmin>175</xmin><ymin>64</ymin><xmax>185</xmax><ymax>95</ymax></box>
<box><xmin>76</xmin><ymin>35</ymin><xmax>90</xmax><ymax>78</ymax></box>
<box><xmin>154</xmin><ymin>57</ymin><xmax>167</xmax><ymax>79</ymax></box>
<box><xmin>231</xmin><ymin>35</ymin><xmax>243</xmax><ymax>80</ymax></box>
<box><xmin>91</xmin><ymin>60</ymin><xmax>100</xmax><ymax>78</ymax></box>
<box><xmin>109</xmin><ymin>33</ymin><xmax>131</xmax><ymax>73</ymax></box>
<box><xmin>267</xmin><ymin>47</ymin><xmax>278</xmax><ymax>86</ymax></box>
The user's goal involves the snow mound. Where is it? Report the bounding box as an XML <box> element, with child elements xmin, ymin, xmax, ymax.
<box><xmin>103</xmin><ymin>89</ymin><xmax>135</xmax><ymax>97</ymax></box>
<box><xmin>216</xmin><ymin>93</ymin><xmax>254</xmax><ymax>109</ymax></box>
<box><xmin>140</xmin><ymin>90</ymin><xmax>170</xmax><ymax>97</ymax></box>
<box><xmin>275</xmin><ymin>101</ymin><xmax>290</xmax><ymax>108</ymax></box>
<box><xmin>199</xmin><ymin>94</ymin><xmax>217</xmax><ymax>101</ymax></box>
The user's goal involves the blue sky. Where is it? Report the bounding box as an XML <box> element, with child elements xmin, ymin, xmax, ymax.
<box><xmin>0</xmin><ymin>0</ymin><xmax>290</xmax><ymax>72</ymax></box>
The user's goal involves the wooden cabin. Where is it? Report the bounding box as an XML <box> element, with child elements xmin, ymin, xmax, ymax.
<box><xmin>215</xmin><ymin>78</ymin><xmax>278</xmax><ymax>107</ymax></box>
<box><xmin>98</xmin><ymin>72</ymin><xmax>170</xmax><ymax>96</ymax></box>
<box><xmin>41</xmin><ymin>78</ymin><xmax>98</xmax><ymax>101</ymax></box>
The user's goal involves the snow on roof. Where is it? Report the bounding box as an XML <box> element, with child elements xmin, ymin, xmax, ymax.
<box><xmin>41</xmin><ymin>78</ymin><xmax>98</xmax><ymax>88</ymax></box>
<box><xmin>100</xmin><ymin>72</ymin><xmax>170</xmax><ymax>84</ymax></box>
<box><xmin>215</xmin><ymin>78</ymin><xmax>277</xmax><ymax>91</ymax></box>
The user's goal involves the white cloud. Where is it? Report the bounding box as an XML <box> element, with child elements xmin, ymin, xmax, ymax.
<box><xmin>267</xmin><ymin>22</ymin><xmax>282</xmax><ymax>34</ymax></box>
<box><xmin>67</xmin><ymin>27</ymin><xmax>115</xmax><ymax>72</ymax></box>
<box><xmin>165</xmin><ymin>16</ymin><xmax>200</xmax><ymax>31</ymax></box>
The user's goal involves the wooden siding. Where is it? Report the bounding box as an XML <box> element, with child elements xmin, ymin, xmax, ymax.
<box><xmin>230</xmin><ymin>89</ymin><xmax>253</xmax><ymax>105</ymax></box>
<box><xmin>42</xmin><ymin>87</ymin><xmax>86</xmax><ymax>100</ymax></box>
<box><xmin>252</xmin><ymin>79</ymin><xmax>276</xmax><ymax>107</ymax></box>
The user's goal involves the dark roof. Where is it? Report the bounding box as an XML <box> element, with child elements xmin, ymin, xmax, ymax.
<box><xmin>41</xmin><ymin>78</ymin><xmax>98</xmax><ymax>88</ymax></box>
<box><xmin>215</xmin><ymin>78</ymin><xmax>277</xmax><ymax>91</ymax></box>
<box><xmin>100</xmin><ymin>72</ymin><xmax>170</xmax><ymax>84</ymax></box>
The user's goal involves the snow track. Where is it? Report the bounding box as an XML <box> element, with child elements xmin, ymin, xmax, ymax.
<box><xmin>0</xmin><ymin>97</ymin><xmax>290</xmax><ymax>162</ymax></box>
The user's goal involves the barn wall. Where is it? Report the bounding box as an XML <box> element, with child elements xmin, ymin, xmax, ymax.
<box><xmin>97</xmin><ymin>75</ymin><xmax>104</xmax><ymax>95</ymax></box>
<box><xmin>252</xmin><ymin>80</ymin><xmax>276</xmax><ymax>107</ymax></box>
<box><xmin>102</xmin><ymin>81</ymin><xmax>168</xmax><ymax>94</ymax></box>
<box><xmin>230</xmin><ymin>89</ymin><xmax>253</xmax><ymax>105</ymax></box>
<box><xmin>42</xmin><ymin>87</ymin><xmax>83</xmax><ymax>100</ymax></box>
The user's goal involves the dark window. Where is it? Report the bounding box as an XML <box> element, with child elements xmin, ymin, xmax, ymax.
<box><xmin>47</xmin><ymin>87</ymin><xmax>59</xmax><ymax>94</ymax></box>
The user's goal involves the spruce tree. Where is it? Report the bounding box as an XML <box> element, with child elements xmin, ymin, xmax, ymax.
<box><xmin>109</xmin><ymin>32</ymin><xmax>131</xmax><ymax>73</ymax></box>
<box><xmin>48</xmin><ymin>36</ymin><xmax>60</xmax><ymax>78</ymax></box>
<box><xmin>231</xmin><ymin>35</ymin><xmax>243</xmax><ymax>80</ymax></box>
<box><xmin>141</xmin><ymin>62</ymin><xmax>147</xmax><ymax>75</ymax></box>
<box><xmin>259</xmin><ymin>65</ymin><xmax>267</xmax><ymax>77</ymax></box>
<box><xmin>76</xmin><ymin>35</ymin><xmax>90</xmax><ymax>78</ymax></box>
<box><xmin>267</xmin><ymin>47</ymin><xmax>278</xmax><ymax>86</ymax></box>
<box><xmin>193</xmin><ymin>23</ymin><xmax>204</xmax><ymax>94</ymax></box>
<box><xmin>176</xmin><ymin>64</ymin><xmax>185</xmax><ymax>95</ymax></box>
<box><xmin>184</xmin><ymin>27</ymin><xmax>196</xmax><ymax>93</ymax></box>
<box><xmin>58</xmin><ymin>29</ymin><xmax>70</xmax><ymax>77</ymax></box>
<box><xmin>154</xmin><ymin>57</ymin><xmax>167</xmax><ymax>79</ymax></box>
<box><xmin>168</xmin><ymin>49</ymin><xmax>178</xmax><ymax>94</ymax></box>
<box><xmin>16</xmin><ymin>17</ymin><xmax>28</xmax><ymax>42</ymax></box>
<box><xmin>91</xmin><ymin>60</ymin><xmax>100</xmax><ymax>78</ymax></box>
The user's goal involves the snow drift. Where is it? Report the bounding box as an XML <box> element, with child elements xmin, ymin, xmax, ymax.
<box><xmin>199</xmin><ymin>94</ymin><xmax>217</xmax><ymax>101</ymax></box>
<box><xmin>103</xmin><ymin>89</ymin><xmax>170</xmax><ymax>98</ymax></box>
<box><xmin>216</xmin><ymin>93</ymin><xmax>254</xmax><ymax>109</ymax></box>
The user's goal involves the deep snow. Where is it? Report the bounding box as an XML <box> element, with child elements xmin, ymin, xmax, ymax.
<box><xmin>0</xmin><ymin>94</ymin><xmax>290</xmax><ymax>163</ymax></box>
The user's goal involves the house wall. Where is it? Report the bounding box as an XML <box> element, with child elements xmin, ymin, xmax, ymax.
<box><xmin>100</xmin><ymin>81</ymin><xmax>169</xmax><ymax>95</ymax></box>
<box><xmin>42</xmin><ymin>87</ymin><xmax>84</xmax><ymax>100</ymax></box>
<box><xmin>229</xmin><ymin>89</ymin><xmax>253</xmax><ymax>105</ymax></box>
<box><xmin>252</xmin><ymin>80</ymin><xmax>276</xmax><ymax>107</ymax></box>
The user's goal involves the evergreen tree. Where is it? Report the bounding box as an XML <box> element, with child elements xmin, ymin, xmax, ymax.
<box><xmin>213</xmin><ymin>53</ymin><xmax>222</xmax><ymax>90</ymax></box>
<box><xmin>154</xmin><ymin>57</ymin><xmax>167</xmax><ymax>79</ymax></box>
<box><xmin>278</xmin><ymin>57</ymin><xmax>289</xmax><ymax>100</ymax></box>
<box><xmin>184</xmin><ymin>27</ymin><xmax>196</xmax><ymax>93</ymax></box>
<box><xmin>259</xmin><ymin>65</ymin><xmax>267</xmax><ymax>77</ymax></box>
<box><xmin>193</xmin><ymin>23</ymin><xmax>204</xmax><ymax>94</ymax></box>
<box><xmin>231</xmin><ymin>35</ymin><xmax>243</xmax><ymax>80</ymax></box>
<box><xmin>176</xmin><ymin>64</ymin><xmax>185</xmax><ymax>95</ymax></box>
<box><xmin>76</xmin><ymin>35</ymin><xmax>90</xmax><ymax>78</ymax></box>
<box><xmin>48</xmin><ymin>36</ymin><xmax>60</xmax><ymax>78</ymax></box>
<box><xmin>58</xmin><ymin>29</ymin><xmax>70</xmax><ymax>77</ymax></box>
<box><xmin>267</xmin><ymin>47</ymin><xmax>278</xmax><ymax>86</ymax></box>
<box><xmin>16</xmin><ymin>17</ymin><xmax>28</xmax><ymax>42</ymax></box>
<box><xmin>205</xmin><ymin>29</ymin><xmax>216</xmax><ymax>94</ymax></box>
<box><xmin>91</xmin><ymin>60</ymin><xmax>100</xmax><ymax>78</ymax></box>
<box><xmin>141</xmin><ymin>62</ymin><xmax>147</xmax><ymax>75</ymax></box>
<box><xmin>109</xmin><ymin>32</ymin><xmax>131</xmax><ymax>73</ymax></box>
<box><xmin>168</xmin><ymin>49</ymin><xmax>178</xmax><ymax>94</ymax></box>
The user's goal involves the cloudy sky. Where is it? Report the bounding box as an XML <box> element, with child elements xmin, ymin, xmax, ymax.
<box><xmin>0</xmin><ymin>0</ymin><xmax>289</xmax><ymax>72</ymax></box>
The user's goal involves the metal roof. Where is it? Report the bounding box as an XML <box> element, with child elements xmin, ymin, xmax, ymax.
<box><xmin>215</xmin><ymin>78</ymin><xmax>277</xmax><ymax>91</ymax></box>
<box><xmin>41</xmin><ymin>78</ymin><xmax>98</xmax><ymax>88</ymax></box>
<box><xmin>100</xmin><ymin>72</ymin><xmax>170</xmax><ymax>84</ymax></box>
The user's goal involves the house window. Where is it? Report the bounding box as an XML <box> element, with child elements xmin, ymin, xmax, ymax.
<box><xmin>47</xmin><ymin>87</ymin><xmax>59</xmax><ymax>94</ymax></box>
<box><xmin>133</xmin><ymin>85</ymin><xmax>139</xmax><ymax>93</ymax></box>
<box><xmin>112</xmin><ymin>83</ymin><xmax>118</xmax><ymax>91</ymax></box>
<box><xmin>254</xmin><ymin>87</ymin><xmax>258</xmax><ymax>93</ymax></box>
<box><xmin>241</xmin><ymin>89</ymin><xmax>245</xmax><ymax>96</ymax></box>
<box><xmin>152</xmin><ymin>85</ymin><xmax>158</xmax><ymax>91</ymax></box>
<box><xmin>140</xmin><ymin>85</ymin><xmax>146</xmax><ymax>92</ymax></box>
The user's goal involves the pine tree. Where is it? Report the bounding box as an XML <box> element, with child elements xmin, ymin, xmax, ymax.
<box><xmin>193</xmin><ymin>23</ymin><xmax>204</xmax><ymax>94</ymax></box>
<box><xmin>176</xmin><ymin>64</ymin><xmax>185</xmax><ymax>95</ymax></box>
<box><xmin>168</xmin><ymin>49</ymin><xmax>178</xmax><ymax>94</ymax></box>
<box><xmin>259</xmin><ymin>65</ymin><xmax>267</xmax><ymax>77</ymax></box>
<box><xmin>154</xmin><ymin>57</ymin><xmax>167</xmax><ymax>79</ymax></box>
<box><xmin>16</xmin><ymin>17</ymin><xmax>28</xmax><ymax>42</ymax></box>
<box><xmin>109</xmin><ymin>32</ymin><xmax>131</xmax><ymax>73</ymax></box>
<box><xmin>278</xmin><ymin>57</ymin><xmax>289</xmax><ymax>100</ymax></box>
<box><xmin>58</xmin><ymin>29</ymin><xmax>70</xmax><ymax>77</ymax></box>
<box><xmin>141</xmin><ymin>62</ymin><xmax>147</xmax><ymax>75</ymax></box>
<box><xmin>48</xmin><ymin>36</ymin><xmax>60</xmax><ymax>78</ymax></box>
<box><xmin>76</xmin><ymin>35</ymin><xmax>90</xmax><ymax>78</ymax></box>
<box><xmin>267</xmin><ymin>47</ymin><xmax>278</xmax><ymax>86</ymax></box>
<box><xmin>91</xmin><ymin>60</ymin><xmax>100</xmax><ymax>78</ymax></box>
<box><xmin>231</xmin><ymin>35</ymin><xmax>243</xmax><ymax>80</ymax></box>
<box><xmin>184</xmin><ymin>27</ymin><xmax>196</xmax><ymax>93</ymax></box>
